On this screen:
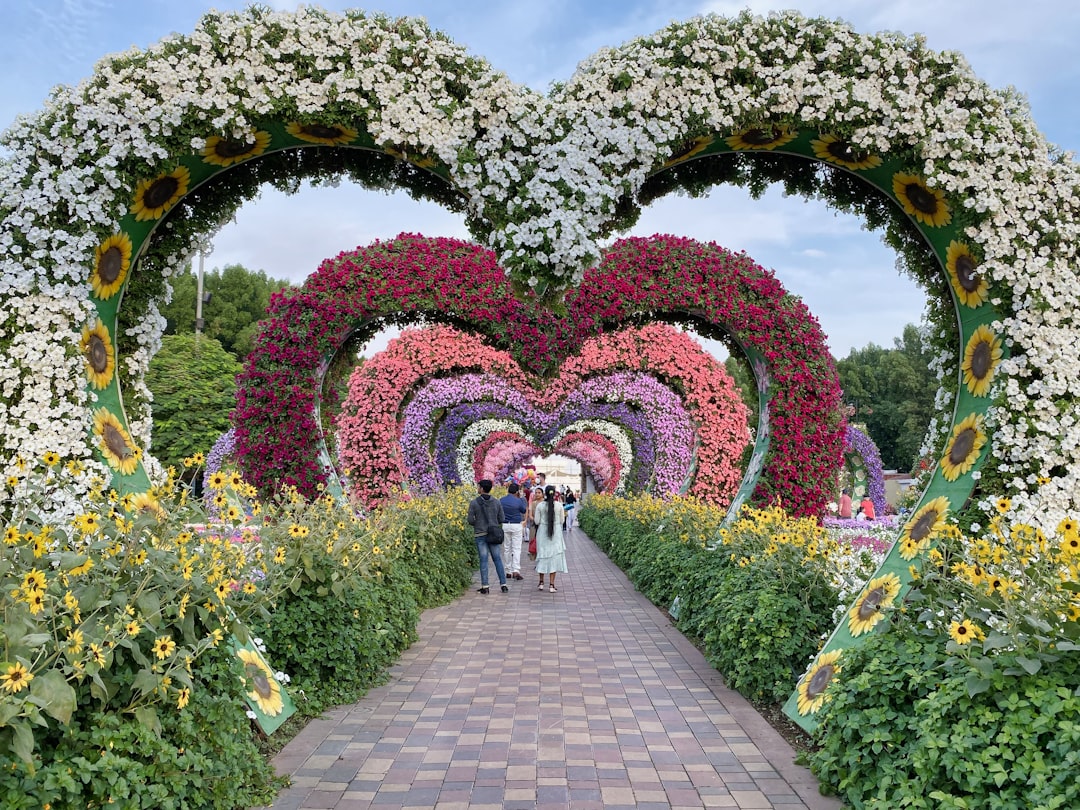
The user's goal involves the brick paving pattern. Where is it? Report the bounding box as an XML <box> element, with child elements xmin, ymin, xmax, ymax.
<box><xmin>258</xmin><ymin>527</ymin><xmax>841</xmax><ymax>809</ymax></box>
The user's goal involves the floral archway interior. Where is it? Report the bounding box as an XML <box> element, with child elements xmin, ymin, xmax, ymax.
<box><xmin>2</xmin><ymin>7</ymin><xmax>1077</xmax><ymax>730</ymax></box>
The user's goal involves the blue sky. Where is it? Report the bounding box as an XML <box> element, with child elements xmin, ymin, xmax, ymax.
<box><xmin>2</xmin><ymin>0</ymin><xmax>1077</xmax><ymax>357</ymax></box>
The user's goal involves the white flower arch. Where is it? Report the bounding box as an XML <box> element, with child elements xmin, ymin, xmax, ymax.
<box><xmin>1</xmin><ymin>6</ymin><xmax>1077</xmax><ymax>729</ymax></box>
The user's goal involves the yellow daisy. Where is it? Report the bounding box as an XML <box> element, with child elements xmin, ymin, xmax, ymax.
<box><xmin>948</xmin><ymin>618</ymin><xmax>984</xmax><ymax>645</ymax></box>
<box><xmin>177</xmin><ymin>686</ymin><xmax>191</xmax><ymax>709</ymax></box>
<box><xmin>939</xmin><ymin>413</ymin><xmax>987</xmax><ymax>482</ymax></box>
<box><xmin>0</xmin><ymin>662</ymin><xmax>33</xmax><ymax>693</ymax></box>
<box><xmin>810</xmin><ymin>134</ymin><xmax>882</xmax><ymax>170</ymax></box>
<box><xmin>93</xmin><ymin>408</ymin><xmax>141</xmax><ymax>475</ymax></box>
<box><xmin>285</xmin><ymin>121</ymin><xmax>358</xmax><ymax>146</ymax></box>
<box><xmin>91</xmin><ymin>233</ymin><xmax>133</xmax><ymax>299</ymax></box>
<box><xmin>724</xmin><ymin>126</ymin><xmax>797</xmax><ymax>151</ymax></box>
<box><xmin>153</xmin><ymin>636</ymin><xmax>176</xmax><ymax>660</ymax></box>
<box><xmin>945</xmin><ymin>241</ymin><xmax>989</xmax><ymax>308</ymax></box>
<box><xmin>236</xmin><ymin>648</ymin><xmax>284</xmax><ymax>716</ymax></box>
<box><xmin>893</xmin><ymin>172</ymin><xmax>951</xmax><ymax>227</ymax></box>
<box><xmin>795</xmin><ymin>649</ymin><xmax>842</xmax><ymax>716</ymax></box>
<box><xmin>200</xmin><ymin>129</ymin><xmax>271</xmax><ymax>167</ymax></box>
<box><xmin>847</xmin><ymin>572</ymin><xmax>902</xmax><ymax>637</ymax></box>
<box><xmin>131</xmin><ymin>166</ymin><xmax>190</xmax><ymax>221</ymax></box>
<box><xmin>962</xmin><ymin>325</ymin><xmax>1003</xmax><ymax>397</ymax></box>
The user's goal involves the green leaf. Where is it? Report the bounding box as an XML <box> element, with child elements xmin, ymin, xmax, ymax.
<box><xmin>1015</xmin><ymin>656</ymin><xmax>1042</xmax><ymax>675</ymax></box>
<box><xmin>134</xmin><ymin>705</ymin><xmax>161</xmax><ymax>737</ymax></box>
<box><xmin>965</xmin><ymin>674</ymin><xmax>992</xmax><ymax>697</ymax></box>
<box><xmin>11</xmin><ymin>722</ymin><xmax>34</xmax><ymax>763</ymax></box>
<box><xmin>981</xmin><ymin>631</ymin><xmax>1012</xmax><ymax>652</ymax></box>
<box><xmin>132</xmin><ymin>669</ymin><xmax>160</xmax><ymax>697</ymax></box>
<box><xmin>29</xmin><ymin>669</ymin><xmax>77</xmax><ymax>725</ymax></box>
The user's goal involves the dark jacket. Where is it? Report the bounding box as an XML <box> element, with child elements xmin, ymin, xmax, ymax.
<box><xmin>468</xmin><ymin>493</ymin><xmax>504</xmax><ymax>537</ymax></box>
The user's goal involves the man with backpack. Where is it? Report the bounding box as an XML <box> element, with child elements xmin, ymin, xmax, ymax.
<box><xmin>467</xmin><ymin>479</ymin><xmax>508</xmax><ymax>594</ymax></box>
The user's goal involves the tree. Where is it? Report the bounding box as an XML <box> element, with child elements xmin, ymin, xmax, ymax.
<box><xmin>146</xmin><ymin>334</ymin><xmax>243</xmax><ymax>472</ymax></box>
<box><xmin>159</xmin><ymin>263</ymin><xmax>291</xmax><ymax>358</ymax></box>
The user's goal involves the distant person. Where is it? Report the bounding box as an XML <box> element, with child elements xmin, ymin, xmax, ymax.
<box><xmin>467</xmin><ymin>479</ymin><xmax>507</xmax><ymax>594</ymax></box>
<box><xmin>563</xmin><ymin>489</ymin><xmax>577</xmax><ymax>530</ymax></box>
<box><xmin>535</xmin><ymin>485</ymin><xmax>568</xmax><ymax>593</ymax></box>
<box><xmin>526</xmin><ymin>487</ymin><xmax>544</xmax><ymax>560</ymax></box>
<box><xmin>860</xmin><ymin>496</ymin><xmax>876</xmax><ymax>520</ymax></box>
<box><xmin>839</xmin><ymin>489</ymin><xmax>852</xmax><ymax>519</ymax></box>
<box><xmin>499</xmin><ymin>482</ymin><xmax>527</xmax><ymax>580</ymax></box>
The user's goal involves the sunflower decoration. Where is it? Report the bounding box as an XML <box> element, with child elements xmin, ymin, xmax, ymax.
<box><xmin>131</xmin><ymin>166</ymin><xmax>191</xmax><ymax>222</ymax></box>
<box><xmin>810</xmin><ymin>134</ymin><xmax>883</xmax><ymax>171</ymax></box>
<box><xmin>285</xmin><ymin>121</ymin><xmax>358</xmax><ymax>146</ymax></box>
<box><xmin>383</xmin><ymin>145</ymin><xmax>437</xmax><ymax>169</ymax></box>
<box><xmin>236</xmin><ymin>647</ymin><xmax>284</xmax><ymax>716</ymax></box>
<box><xmin>724</xmin><ymin>126</ymin><xmax>797</xmax><ymax>151</ymax></box>
<box><xmin>939</xmin><ymin>413</ymin><xmax>987</xmax><ymax>482</ymax></box>
<box><xmin>962</xmin><ymin>324</ymin><xmax>1003</xmax><ymax>397</ymax></box>
<box><xmin>90</xmin><ymin>233</ymin><xmax>132</xmax><ymax>300</ymax></box>
<box><xmin>795</xmin><ymin>649</ymin><xmax>843</xmax><ymax>716</ymax></box>
<box><xmin>80</xmin><ymin>319</ymin><xmax>115</xmax><ymax>389</ymax></box>
<box><xmin>945</xmin><ymin>241</ymin><xmax>989</xmax><ymax>308</ymax></box>
<box><xmin>200</xmin><ymin>129</ymin><xmax>271</xmax><ymax>168</ymax></box>
<box><xmin>892</xmin><ymin>172</ymin><xmax>951</xmax><ymax>227</ymax></box>
<box><xmin>92</xmin><ymin>408</ymin><xmax>141</xmax><ymax>475</ymax></box>
<box><xmin>847</xmin><ymin>572</ymin><xmax>902</xmax><ymax>637</ymax></box>
<box><xmin>663</xmin><ymin>135</ymin><xmax>715</xmax><ymax>167</ymax></box>
<box><xmin>898</xmin><ymin>496</ymin><xmax>950</xmax><ymax>560</ymax></box>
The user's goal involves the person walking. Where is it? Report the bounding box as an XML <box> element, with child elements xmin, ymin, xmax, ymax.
<box><xmin>526</xmin><ymin>487</ymin><xmax>543</xmax><ymax>561</ymax></box>
<box><xmin>535</xmin><ymin>485</ymin><xmax>568</xmax><ymax>593</ymax></box>
<box><xmin>563</xmin><ymin>489</ymin><xmax>577</xmax><ymax>530</ymax></box>
<box><xmin>467</xmin><ymin>479</ymin><xmax>508</xmax><ymax>594</ymax></box>
<box><xmin>499</xmin><ymin>482</ymin><xmax>527</xmax><ymax>580</ymax></box>
<box><xmin>838</xmin><ymin>489</ymin><xmax>852</xmax><ymax>519</ymax></box>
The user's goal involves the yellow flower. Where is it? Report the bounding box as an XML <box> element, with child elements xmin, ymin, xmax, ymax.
<box><xmin>89</xmin><ymin>644</ymin><xmax>107</xmax><ymax>667</ymax></box>
<box><xmin>236</xmin><ymin>648</ymin><xmax>284</xmax><ymax>716</ymax></box>
<box><xmin>948</xmin><ymin>618</ymin><xmax>984</xmax><ymax>645</ymax></box>
<box><xmin>92</xmin><ymin>409</ymin><xmax>140</xmax><ymax>475</ymax></box>
<box><xmin>177</xmin><ymin>687</ymin><xmax>191</xmax><ymax>709</ymax></box>
<box><xmin>273</xmin><ymin>546</ymin><xmax>287</xmax><ymax>564</ymax></box>
<box><xmin>41</xmin><ymin>451</ymin><xmax>61</xmax><ymax>467</ymax></box>
<box><xmin>26</xmin><ymin>590</ymin><xmax>46</xmax><ymax>615</ymax></box>
<box><xmin>0</xmin><ymin>662</ymin><xmax>33</xmax><ymax>693</ymax></box>
<box><xmin>125</xmin><ymin>620</ymin><xmax>141</xmax><ymax>637</ymax></box>
<box><xmin>131</xmin><ymin>166</ymin><xmax>190</xmax><ymax>221</ymax></box>
<box><xmin>22</xmin><ymin>569</ymin><xmax>47</xmax><ymax>592</ymax></box>
<box><xmin>945</xmin><ymin>241</ymin><xmax>989</xmax><ymax>308</ymax></box>
<box><xmin>242</xmin><ymin>581</ymin><xmax>257</xmax><ymax>595</ymax></box>
<box><xmin>893</xmin><ymin>172</ymin><xmax>951</xmax><ymax>227</ymax></box>
<box><xmin>939</xmin><ymin>413</ymin><xmax>986</xmax><ymax>482</ymax></box>
<box><xmin>724</xmin><ymin>126</ymin><xmax>797</xmax><ymax>151</ymax></box>
<box><xmin>80</xmin><ymin>319</ymin><xmax>116</xmax><ymax>389</ymax></box>
<box><xmin>208</xmin><ymin>471</ymin><xmax>227</xmax><ymax>490</ymax></box>
<box><xmin>898</xmin><ymin>497</ymin><xmax>950</xmax><ymax>560</ymax></box>
<box><xmin>795</xmin><ymin>649</ymin><xmax>842</xmax><ymax>715</ymax></box>
<box><xmin>200</xmin><ymin>129</ymin><xmax>271</xmax><ymax>167</ymax></box>
<box><xmin>153</xmin><ymin>636</ymin><xmax>177</xmax><ymax>660</ymax></box>
<box><xmin>810</xmin><ymin>134</ymin><xmax>882</xmax><ymax>170</ymax></box>
<box><xmin>66</xmin><ymin>629</ymin><xmax>85</xmax><ymax>656</ymax></box>
<box><xmin>215</xmin><ymin>581</ymin><xmax>230</xmax><ymax>601</ymax></box>
<box><xmin>288</xmin><ymin>523</ymin><xmax>305</xmax><ymax>538</ymax></box>
<box><xmin>663</xmin><ymin>135</ymin><xmax>715</xmax><ymax>167</ymax></box>
<box><xmin>3</xmin><ymin>525</ymin><xmax>18</xmax><ymax>545</ymax></box>
<box><xmin>847</xmin><ymin>573</ymin><xmax>902</xmax><ymax>637</ymax></box>
<box><xmin>91</xmin><ymin>233</ymin><xmax>132</xmax><ymax>299</ymax></box>
<box><xmin>285</xmin><ymin>121</ymin><xmax>358</xmax><ymax>146</ymax></box>
<box><xmin>962</xmin><ymin>325</ymin><xmax>1003</xmax><ymax>397</ymax></box>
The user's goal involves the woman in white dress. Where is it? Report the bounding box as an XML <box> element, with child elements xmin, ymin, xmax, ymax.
<box><xmin>535</xmin><ymin>485</ymin><xmax>568</xmax><ymax>592</ymax></box>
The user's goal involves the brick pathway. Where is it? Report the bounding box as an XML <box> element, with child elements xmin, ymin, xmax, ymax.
<box><xmin>258</xmin><ymin>528</ymin><xmax>841</xmax><ymax>809</ymax></box>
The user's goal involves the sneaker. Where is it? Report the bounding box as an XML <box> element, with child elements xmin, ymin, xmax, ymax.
<box><xmin>501</xmin><ymin>584</ymin><xmax>509</xmax><ymax>593</ymax></box>
<box><xmin>477</xmin><ymin>586</ymin><xmax>489</xmax><ymax>595</ymax></box>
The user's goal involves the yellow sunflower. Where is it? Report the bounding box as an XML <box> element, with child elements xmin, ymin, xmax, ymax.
<box><xmin>847</xmin><ymin>572</ymin><xmax>902</xmax><ymax>637</ymax></box>
<box><xmin>200</xmin><ymin>129</ymin><xmax>271</xmax><ymax>167</ymax></box>
<box><xmin>79</xmin><ymin>319</ymin><xmax>115</xmax><ymax>390</ymax></box>
<box><xmin>129</xmin><ymin>491</ymin><xmax>166</xmax><ymax>520</ymax></box>
<box><xmin>899</xmin><ymin>496</ymin><xmax>950</xmax><ymax>560</ymax></box>
<box><xmin>810</xmin><ymin>134</ymin><xmax>883</xmax><ymax>170</ymax></box>
<box><xmin>285</xmin><ymin>121</ymin><xmax>358</xmax><ymax>146</ymax></box>
<box><xmin>91</xmin><ymin>233</ymin><xmax>132</xmax><ymax>299</ymax></box>
<box><xmin>939</xmin><ymin>413</ymin><xmax>987</xmax><ymax>482</ymax></box>
<box><xmin>0</xmin><ymin>662</ymin><xmax>33</xmax><ymax>694</ymax></box>
<box><xmin>948</xmin><ymin>618</ymin><xmax>984</xmax><ymax>645</ymax></box>
<box><xmin>382</xmin><ymin>145</ymin><xmax>437</xmax><ymax>169</ymax></box>
<box><xmin>962</xmin><ymin>324</ymin><xmax>1003</xmax><ymax>397</ymax></box>
<box><xmin>236</xmin><ymin>648</ymin><xmax>284</xmax><ymax>716</ymax></box>
<box><xmin>946</xmin><ymin>240</ymin><xmax>989</xmax><ymax>308</ymax></box>
<box><xmin>41</xmin><ymin>451</ymin><xmax>60</xmax><ymax>467</ymax></box>
<box><xmin>892</xmin><ymin>172</ymin><xmax>951</xmax><ymax>227</ymax></box>
<box><xmin>724</xmin><ymin>126</ymin><xmax>797</xmax><ymax>151</ymax></box>
<box><xmin>662</xmin><ymin>135</ymin><xmax>715</xmax><ymax>167</ymax></box>
<box><xmin>153</xmin><ymin>636</ymin><xmax>176</xmax><ymax>660</ymax></box>
<box><xmin>93</xmin><ymin>408</ymin><xmax>140</xmax><ymax>475</ymax></box>
<box><xmin>131</xmin><ymin>166</ymin><xmax>190</xmax><ymax>221</ymax></box>
<box><xmin>795</xmin><ymin>649</ymin><xmax>843</xmax><ymax>716</ymax></box>
<box><xmin>207</xmin><ymin>471</ymin><xmax>227</xmax><ymax>490</ymax></box>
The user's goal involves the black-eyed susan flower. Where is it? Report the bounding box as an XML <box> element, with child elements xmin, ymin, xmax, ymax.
<box><xmin>41</xmin><ymin>450</ymin><xmax>60</xmax><ymax>467</ymax></box>
<box><xmin>125</xmin><ymin>620</ymin><xmax>141</xmax><ymax>637</ymax></box>
<box><xmin>80</xmin><ymin>319</ymin><xmax>115</xmax><ymax>389</ymax></box>
<box><xmin>130</xmin><ymin>492</ymin><xmax>166</xmax><ymax>520</ymax></box>
<box><xmin>662</xmin><ymin>135</ymin><xmax>715</xmax><ymax>167</ymax></box>
<box><xmin>131</xmin><ymin>166</ymin><xmax>190</xmax><ymax>221</ymax></box>
<box><xmin>177</xmin><ymin>686</ymin><xmax>191</xmax><ymax>709</ymax></box>
<box><xmin>93</xmin><ymin>409</ymin><xmax>140</xmax><ymax>475</ymax></box>
<box><xmin>207</xmin><ymin>471</ymin><xmax>227</xmax><ymax>490</ymax></box>
<box><xmin>795</xmin><ymin>649</ymin><xmax>842</xmax><ymax>715</ymax></box>
<box><xmin>200</xmin><ymin>129</ymin><xmax>271</xmax><ymax>167</ymax></box>
<box><xmin>725</xmin><ymin>126</ymin><xmax>797</xmax><ymax>151</ymax></box>
<box><xmin>285</xmin><ymin>121</ymin><xmax>358</xmax><ymax>146</ymax></box>
<box><xmin>945</xmin><ymin>241</ymin><xmax>989</xmax><ymax>308</ymax></box>
<box><xmin>962</xmin><ymin>324</ymin><xmax>1003</xmax><ymax>397</ymax></box>
<box><xmin>899</xmin><ymin>497</ymin><xmax>950</xmax><ymax>559</ymax></box>
<box><xmin>893</xmin><ymin>172</ymin><xmax>951</xmax><ymax>227</ymax></box>
<box><xmin>236</xmin><ymin>648</ymin><xmax>284</xmax><ymax>716</ymax></box>
<box><xmin>847</xmin><ymin>572</ymin><xmax>902</xmax><ymax>637</ymax></box>
<box><xmin>994</xmin><ymin>496</ymin><xmax>1012</xmax><ymax>514</ymax></box>
<box><xmin>89</xmin><ymin>643</ymin><xmax>107</xmax><ymax>668</ymax></box>
<box><xmin>810</xmin><ymin>134</ymin><xmax>882</xmax><ymax>170</ymax></box>
<box><xmin>0</xmin><ymin>662</ymin><xmax>33</xmax><ymax>693</ymax></box>
<box><xmin>948</xmin><ymin>618</ymin><xmax>984</xmax><ymax>645</ymax></box>
<box><xmin>153</xmin><ymin>636</ymin><xmax>177</xmax><ymax>660</ymax></box>
<box><xmin>939</xmin><ymin>413</ymin><xmax>987</xmax><ymax>481</ymax></box>
<box><xmin>91</xmin><ymin>233</ymin><xmax>132</xmax><ymax>299</ymax></box>
<box><xmin>22</xmin><ymin>569</ymin><xmax>46</xmax><ymax>592</ymax></box>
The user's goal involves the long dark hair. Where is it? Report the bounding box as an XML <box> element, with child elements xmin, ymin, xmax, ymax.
<box><xmin>544</xmin><ymin>485</ymin><xmax>556</xmax><ymax>537</ymax></box>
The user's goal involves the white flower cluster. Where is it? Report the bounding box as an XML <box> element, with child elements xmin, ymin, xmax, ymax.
<box><xmin>0</xmin><ymin>7</ymin><xmax>1077</xmax><ymax>531</ymax></box>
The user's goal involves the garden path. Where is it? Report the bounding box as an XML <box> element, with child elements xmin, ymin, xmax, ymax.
<box><xmin>256</xmin><ymin>528</ymin><xmax>841</xmax><ymax>809</ymax></box>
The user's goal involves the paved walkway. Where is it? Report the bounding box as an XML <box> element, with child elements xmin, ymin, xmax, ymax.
<box><xmin>259</xmin><ymin>527</ymin><xmax>841</xmax><ymax>809</ymax></box>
